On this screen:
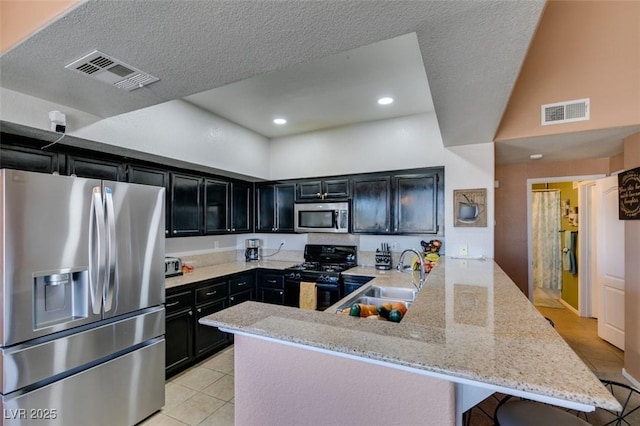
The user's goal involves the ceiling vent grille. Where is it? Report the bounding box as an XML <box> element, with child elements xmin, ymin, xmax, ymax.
<box><xmin>541</xmin><ymin>98</ymin><xmax>590</xmax><ymax>125</ymax></box>
<box><xmin>65</xmin><ymin>50</ymin><xmax>159</xmax><ymax>91</ymax></box>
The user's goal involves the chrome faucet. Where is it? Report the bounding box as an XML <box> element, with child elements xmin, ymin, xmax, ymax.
<box><xmin>397</xmin><ymin>248</ymin><xmax>426</xmax><ymax>290</ymax></box>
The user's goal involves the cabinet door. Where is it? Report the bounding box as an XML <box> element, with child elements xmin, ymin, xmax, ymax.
<box><xmin>229</xmin><ymin>289</ymin><xmax>254</xmax><ymax>306</ymax></box>
<box><xmin>67</xmin><ymin>155</ymin><xmax>123</xmax><ymax>181</ymax></box>
<box><xmin>170</xmin><ymin>173</ymin><xmax>202</xmax><ymax>236</ymax></box>
<box><xmin>297</xmin><ymin>181</ymin><xmax>323</xmax><ymax>200</ymax></box>
<box><xmin>231</xmin><ymin>182</ymin><xmax>252</xmax><ymax>232</ymax></box>
<box><xmin>0</xmin><ymin>145</ymin><xmax>61</xmax><ymax>174</ymax></box>
<box><xmin>351</xmin><ymin>176</ymin><xmax>391</xmax><ymax>233</ymax></box>
<box><xmin>204</xmin><ymin>179</ymin><xmax>230</xmax><ymax>233</ymax></box>
<box><xmin>195</xmin><ymin>299</ymin><xmax>228</xmax><ymax>357</ymax></box>
<box><xmin>128</xmin><ymin>165</ymin><xmax>170</xmax><ymax>236</ymax></box>
<box><xmin>324</xmin><ymin>178</ymin><xmax>349</xmax><ymax>198</ymax></box>
<box><xmin>260</xmin><ymin>287</ymin><xmax>285</xmax><ymax>305</ymax></box>
<box><xmin>275</xmin><ymin>184</ymin><xmax>295</xmax><ymax>232</ymax></box>
<box><xmin>393</xmin><ymin>173</ymin><xmax>439</xmax><ymax>234</ymax></box>
<box><xmin>256</xmin><ymin>185</ymin><xmax>275</xmax><ymax>232</ymax></box>
<box><xmin>165</xmin><ymin>308</ymin><xmax>193</xmax><ymax>375</ymax></box>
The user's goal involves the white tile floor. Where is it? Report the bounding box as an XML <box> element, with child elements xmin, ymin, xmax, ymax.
<box><xmin>140</xmin><ymin>345</ymin><xmax>235</xmax><ymax>426</ymax></box>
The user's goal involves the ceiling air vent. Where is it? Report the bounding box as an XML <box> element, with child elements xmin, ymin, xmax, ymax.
<box><xmin>65</xmin><ymin>50</ymin><xmax>159</xmax><ymax>92</ymax></box>
<box><xmin>541</xmin><ymin>98</ymin><xmax>590</xmax><ymax>126</ymax></box>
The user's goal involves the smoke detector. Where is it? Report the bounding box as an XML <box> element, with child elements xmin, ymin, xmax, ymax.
<box><xmin>65</xmin><ymin>50</ymin><xmax>159</xmax><ymax>91</ymax></box>
<box><xmin>541</xmin><ymin>98</ymin><xmax>589</xmax><ymax>126</ymax></box>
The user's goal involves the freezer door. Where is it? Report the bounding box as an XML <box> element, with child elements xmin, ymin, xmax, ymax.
<box><xmin>1</xmin><ymin>338</ymin><xmax>165</xmax><ymax>426</ymax></box>
<box><xmin>0</xmin><ymin>170</ymin><xmax>103</xmax><ymax>347</ymax></box>
<box><xmin>103</xmin><ymin>180</ymin><xmax>165</xmax><ymax>318</ymax></box>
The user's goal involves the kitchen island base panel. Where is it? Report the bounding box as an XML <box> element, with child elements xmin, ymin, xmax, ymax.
<box><xmin>234</xmin><ymin>335</ymin><xmax>455</xmax><ymax>426</ymax></box>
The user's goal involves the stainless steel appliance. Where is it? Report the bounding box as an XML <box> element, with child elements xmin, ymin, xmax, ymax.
<box><xmin>284</xmin><ymin>245</ymin><xmax>357</xmax><ymax>311</ymax></box>
<box><xmin>245</xmin><ymin>238</ymin><xmax>261</xmax><ymax>262</ymax></box>
<box><xmin>294</xmin><ymin>201</ymin><xmax>349</xmax><ymax>233</ymax></box>
<box><xmin>0</xmin><ymin>169</ymin><xmax>165</xmax><ymax>426</ymax></box>
<box><xmin>165</xmin><ymin>257</ymin><xmax>183</xmax><ymax>277</ymax></box>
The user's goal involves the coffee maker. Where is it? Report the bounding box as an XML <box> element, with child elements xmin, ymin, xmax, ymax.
<box><xmin>245</xmin><ymin>238</ymin><xmax>261</xmax><ymax>262</ymax></box>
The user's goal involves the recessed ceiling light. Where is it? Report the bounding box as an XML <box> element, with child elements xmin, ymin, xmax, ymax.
<box><xmin>530</xmin><ymin>154</ymin><xmax>543</xmax><ymax>160</ymax></box>
<box><xmin>273</xmin><ymin>118</ymin><xmax>287</xmax><ymax>125</ymax></box>
<box><xmin>377</xmin><ymin>97</ymin><xmax>394</xmax><ymax>105</ymax></box>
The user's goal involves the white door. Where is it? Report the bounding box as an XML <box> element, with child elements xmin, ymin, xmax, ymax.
<box><xmin>595</xmin><ymin>175</ymin><xmax>625</xmax><ymax>349</ymax></box>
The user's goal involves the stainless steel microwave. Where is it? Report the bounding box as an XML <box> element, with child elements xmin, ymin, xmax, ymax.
<box><xmin>294</xmin><ymin>202</ymin><xmax>349</xmax><ymax>233</ymax></box>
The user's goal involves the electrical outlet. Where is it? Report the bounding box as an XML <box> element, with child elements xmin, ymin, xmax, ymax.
<box><xmin>459</xmin><ymin>244</ymin><xmax>468</xmax><ymax>256</ymax></box>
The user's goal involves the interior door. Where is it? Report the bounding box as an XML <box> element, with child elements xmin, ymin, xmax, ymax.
<box><xmin>595</xmin><ymin>175</ymin><xmax>625</xmax><ymax>349</ymax></box>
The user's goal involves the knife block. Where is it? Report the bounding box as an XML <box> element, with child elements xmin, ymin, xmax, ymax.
<box><xmin>375</xmin><ymin>250</ymin><xmax>392</xmax><ymax>270</ymax></box>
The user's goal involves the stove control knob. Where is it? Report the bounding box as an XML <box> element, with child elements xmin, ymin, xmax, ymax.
<box><xmin>318</xmin><ymin>275</ymin><xmax>326</xmax><ymax>283</ymax></box>
<box><xmin>295</xmin><ymin>273</ymin><xmax>301</xmax><ymax>280</ymax></box>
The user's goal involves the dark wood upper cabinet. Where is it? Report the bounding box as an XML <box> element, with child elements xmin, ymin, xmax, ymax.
<box><xmin>204</xmin><ymin>179</ymin><xmax>230</xmax><ymax>233</ymax></box>
<box><xmin>67</xmin><ymin>154</ymin><xmax>123</xmax><ymax>181</ymax></box>
<box><xmin>351</xmin><ymin>175</ymin><xmax>391</xmax><ymax>233</ymax></box>
<box><xmin>393</xmin><ymin>172</ymin><xmax>439</xmax><ymax>234</ymax></box>
<box><xmin>0</xmin><ymin>144</ymin><xmax>61</xmax><ymax>174</ymax></box>
<box><xmin>297</xmin><ymin>178</ymin><xmax>349</xmax><ymax>200</ymax></box>
<box><xmin>256</xmin><ymin>183</ymin><xmax>294</xmax><ymax>232</ymax></box>
<box><xmin>170</xmin><ymin>173</ymin><xmax>202</xmax><ymax>236</ymax></box>
<box><xmin>231</xmin><ymin>182</ymin><xmax>252</xmax><ymax>233</ymax></box>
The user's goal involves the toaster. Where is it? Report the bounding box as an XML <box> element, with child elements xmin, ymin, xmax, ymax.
<box><xmin>165</xmin><ymin>257</ymin><xmax>183</xmax><ymax>277</ymax></box>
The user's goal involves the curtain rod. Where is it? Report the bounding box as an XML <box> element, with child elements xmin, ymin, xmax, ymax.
<box><xmin>559</xmin><ymin>230</ymin><xmax>578</xmax><ymax>233</ymax></box>
<box><xmin>532</xmin><ymin>189</ymin><xmax>561</xmax><ymax>192</ymax></box>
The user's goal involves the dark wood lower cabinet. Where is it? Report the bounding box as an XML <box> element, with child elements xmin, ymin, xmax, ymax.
<box><xmin>165</xmin><ymin>291</ymin><xmax>194</xmax><ymax>377</ymax></box>
<box><xmin>195</xmin><ymin>299</ymin><xmax>228</xmax><ymax>357</ymax></box>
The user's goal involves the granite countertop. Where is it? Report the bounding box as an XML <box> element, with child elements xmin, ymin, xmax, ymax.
<box><xmin>201</xmin><ymin>256</ymin><xmax>621</xmax><ymax>411</ymax></box>
<box><xmin>165</xmin><ymin>260</ymin><xmax>295</xmax><ymax>289</ymax></box>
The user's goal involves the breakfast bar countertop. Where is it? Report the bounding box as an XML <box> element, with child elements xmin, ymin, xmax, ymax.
<box><xmin>200</xmin><ymin>256</ymin><xmax>621</xmax><ymax>412</ymax></box>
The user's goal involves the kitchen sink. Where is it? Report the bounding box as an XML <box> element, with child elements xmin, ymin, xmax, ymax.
<box><xmin>362</xmin><ymin>286</ymin><xmax>417</xmax><ymax>302</ymax></box>
<box><xmin>334</xmin><ymin>285</ymin><xmax>417</xmax><ymax>313</ymax></box>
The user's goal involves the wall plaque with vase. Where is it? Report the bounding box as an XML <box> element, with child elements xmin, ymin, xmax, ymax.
<box><xmin>453</xmin><ymin>188</ymin><xmax>487</xmax><ymax>227</ymax></box>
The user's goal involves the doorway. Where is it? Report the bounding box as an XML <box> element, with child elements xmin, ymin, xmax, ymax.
<box><xmin>527</xmin><ymin>174</ymin><xmax>605</xmax><ymax>315</ymax></box>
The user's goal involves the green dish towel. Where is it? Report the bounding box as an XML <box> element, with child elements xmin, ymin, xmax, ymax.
<box><xmin>562</xmin><ymin>231</ymin><xmax>577</xmax><ymax>274</ymax></box>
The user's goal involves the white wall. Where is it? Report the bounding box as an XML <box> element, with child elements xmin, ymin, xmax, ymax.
<box><xmin>444</xmin><ymin>143</ymin><xmax>495</xmax><ymax>258</ymax></box>
<box><xmin>0</xmin><ymin>89</ymin><xmax>271</xmax><ymax>179</ymax></box>
<box><xmin>269</xmin><ymin>112</ymin><xmax>444</xmax><ymax>179</ymax></box>
<box><xmin>72</xmin><ymin>100</ymin><xmax>271</xmax><ymax>179</ymax></box>
<box><xmin>0</xmin><ymin>88</ymin><xmax>102</xmax><ymax>130</ymax></box>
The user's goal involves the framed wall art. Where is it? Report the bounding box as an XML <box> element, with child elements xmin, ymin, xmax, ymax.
<box><xmin>619</xmin><ymin>166</ymin><xmax>640</xmax><ymax>220</ymax></box>
<box><xmin>454</xmin><ymin>188</ymin><xmax>487</xmax><ymax>227</ymax></box>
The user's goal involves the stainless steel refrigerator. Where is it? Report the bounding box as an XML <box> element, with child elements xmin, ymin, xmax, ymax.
<box><xmin>0</xmin><ymin>169</ymin><xmax>166</xmax><ymax>425</ymax></box>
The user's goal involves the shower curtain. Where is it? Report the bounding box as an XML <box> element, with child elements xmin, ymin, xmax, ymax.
<box><xmin>532</xmin><ymin>191</ymin><xmax>562</xmax><ymax>290</ymax></box>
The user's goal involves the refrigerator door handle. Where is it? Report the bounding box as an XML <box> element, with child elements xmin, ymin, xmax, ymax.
<box><xmin>104</xmin><ymin>186</ymin><xmax>117</xmax><ymax>312</ymax></box>
<box><xmin>89</xmin><ymin>186</ymin><xmax>106</xmax><ymax>315</ymax></box>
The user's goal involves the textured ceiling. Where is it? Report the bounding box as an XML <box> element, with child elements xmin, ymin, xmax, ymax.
<box><xmin>0</xmin><ymin>0</ymin><xmax>546</xmax><ymax>149</ymax></box>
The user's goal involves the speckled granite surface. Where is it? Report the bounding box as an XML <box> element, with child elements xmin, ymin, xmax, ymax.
<box><xmin>200</xmin><ymin>257</ymin><xmax>621</xmax><ymax>411</ymax></box>
<box><xmin>164</xmin><ymin>260</ymin><xmax>295</xmax><ymax>289</ymax></box>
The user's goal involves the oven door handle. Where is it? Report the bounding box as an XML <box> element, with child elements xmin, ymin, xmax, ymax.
<box><xmin>315</xmin><ymin>283</ymin><xmax>339</xmax><ymax>291</ymax></box>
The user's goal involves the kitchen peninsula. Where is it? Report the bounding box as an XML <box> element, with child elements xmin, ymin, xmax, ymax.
<box><xmin>201</xmin><ymin>257</ymin><xmax>621</xmax><ymax>426</ymax></box>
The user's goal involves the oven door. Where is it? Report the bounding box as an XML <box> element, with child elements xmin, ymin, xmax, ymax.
<box><xmin>315</xmin><ymin>283</ymin><xmax>341</xmax><ymax>311</ymax></box>
<box><xmin>294</xmin><ymin>203</ymin><xmax>349</xmax><ymax>233</ymax></box>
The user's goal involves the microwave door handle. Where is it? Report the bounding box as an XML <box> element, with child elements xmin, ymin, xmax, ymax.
<box><xmin>334</xmin><ymin>210</ymin><xmax>339</xmax><ymax>230</ymax></box>
<box><xmin>89</xmin><ymin>187</ymin><xmax>106</xmax><ymax>315</ymax></box>
<box><xmin>103</xmin><ymin>187</ymin><xmax>117</xmax><ymax>312</ymax></box>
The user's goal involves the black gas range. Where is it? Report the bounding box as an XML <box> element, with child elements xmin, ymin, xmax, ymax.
<box><xmin>284</xmin><ymin>245</ymin><xmax>357</xmax><ymax>310</ymax></box>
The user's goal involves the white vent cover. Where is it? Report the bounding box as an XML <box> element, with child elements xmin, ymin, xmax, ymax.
<box><xmin>65</xmin><ymin>50</ymin><xmax>159</xmax><ymax>91</ymax></box>
<box><xmin>541</xmin><ymin>98</ymin><xmax>590</xmax><ymax>125</ymax></box>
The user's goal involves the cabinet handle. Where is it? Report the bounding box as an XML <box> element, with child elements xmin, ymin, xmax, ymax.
<box><xmin>236</xmin><ymin>282</ymin><xmax>247</xmax><ymax>286</ymax></box>
<box><xmin>279</xmin><ymin>291</ymin><xmax>283</xmax><ymax>295</ymax></box>
<box><xmin>206</xmin><ymin>291</ymin><xmax>217</xmax><ymax>296</ymax></box>
<box><xmin>197</xmin><ymin>308</ymin><xmax>202</xmax><ymax>313</ymax></box>
<box><xmin>173</xmin><ymin>230</ymin><xmax>177</xmax><ymax>234</ymax></box>
<box><xmin>166</xmin><ymin>301</ymin><xmax>180</xmax><ymax>307</ymax></box>
<box><xmin>230</xmin><ymin>296</ymin><xmax>235</xmax><ymax>301</ymax></box>
<box><xmin>232</xmin><ymin>228</ymin><xmax>236</xmax><ymax>231</ymax></box>
<box><xmin>267</xmin><ymin>279</ymin><xmax>277</xmax><ymax>284</ymax></box>
<box><xmin>188</xmin><ymin>310</ymin><xmax>193</xmax><ymax>316</ymax></box>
